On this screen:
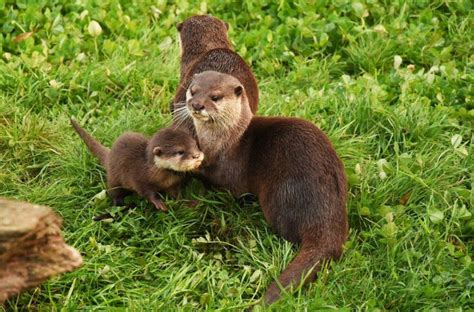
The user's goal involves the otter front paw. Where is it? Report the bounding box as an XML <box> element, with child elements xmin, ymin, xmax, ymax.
<box><xmin>150</xmin><ymin>197</ymin><xmax>168</xmax><ymax>212</ymax></box>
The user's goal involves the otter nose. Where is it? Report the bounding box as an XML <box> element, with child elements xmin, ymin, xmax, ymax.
<box><xmin>192</xmin><ymin>102</ymin><xmax>204</xmax><ymax>111</ymax></box>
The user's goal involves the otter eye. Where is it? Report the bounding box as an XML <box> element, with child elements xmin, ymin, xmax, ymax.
<box><xmin>176</xmin><ymin>151</ymin><xmax>185</xmax><ymax>156</ymax></box>
<box><xmin>210</xmin><ymin>95</ymin><xmax>222</xmax><ymax>102</ymax></box>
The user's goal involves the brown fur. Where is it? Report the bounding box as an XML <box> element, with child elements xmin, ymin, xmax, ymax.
<box><xmin>184</xmin><ymin>72</ymin><xmax>348</xmax><ymax>305</ymax></box>
<box><xmin>172</xmin><ymin>15</ymin><xmax>259</xmax><ymax>133</ymax></box>
<box><xmin>70</xmin><ymin>119</ymin><xmax>203</xmax><ymax>213</ymax></box>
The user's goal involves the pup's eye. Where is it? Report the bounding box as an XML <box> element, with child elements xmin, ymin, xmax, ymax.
<box><xmin>210</xmin><ymin>95</ymin><xmax>222</xmax><ymax>102</ymax></box>
<box><xmin>176</xmin><ymin>151</ymin><xmax>185</xmax><ymax>156</ymax></box>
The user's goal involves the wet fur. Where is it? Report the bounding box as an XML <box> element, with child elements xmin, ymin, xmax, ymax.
<box><xmin>185</xmin><ymin>72</ymin><xmax>348</xmax><ymax>305</ymax></box>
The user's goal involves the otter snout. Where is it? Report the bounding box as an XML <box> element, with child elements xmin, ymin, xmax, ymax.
<box><xmin>183</xmin><ymin>151</ymin><xmax>204</xmax><ymax>171</ymax></box>
<box><xmin>192</xmin><ymin>151</ymin><xmax>205</xmax><ymax>163</ymax></box>
<box><xmin>191</xmin><ymin>102</ymin><xmax>205</xmax><ymax>111</ymax></box>
<box><xmin>188</xmin><ymin>100</ymin><xmax>210</xmax><ymax>121</ymax></box>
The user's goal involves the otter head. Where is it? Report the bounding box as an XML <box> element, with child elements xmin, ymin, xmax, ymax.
<box><xmin>176</xmin><ymin>15</ymin><xmax>231</xmax><ymax>56</ymax></box>
<box><xmin>185</xmin><ymin>71</ymin><xmax>251</xmax><ymax>131</ymax></box>
<box><xmin>148</xmin><ymin>128</ymin><xmax>204</xmax><ymax>172</ymax></box>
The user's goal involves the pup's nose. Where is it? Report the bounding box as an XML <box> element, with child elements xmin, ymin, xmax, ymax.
<box><xmin>192</xmin><ymin>102</ymin><xmax>204</xmax><ymax>111</ymax></box>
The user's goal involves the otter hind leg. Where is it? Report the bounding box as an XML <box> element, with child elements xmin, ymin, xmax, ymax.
<box><xmin>108</xmin><ymin>187</ymin><xmax>130</xmax><ymax>206</ymax></box>
<box><xmin>92</xmin><ymin>187</ymin><xmax>133</xmax><ymax>221</ymax></box>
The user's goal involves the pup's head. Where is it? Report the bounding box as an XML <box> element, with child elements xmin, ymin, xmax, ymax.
<box><xmin>176</xmin><ymin>15</ymin><xmax>231</xmax><ymax>54</ymax></box>
<box><xmin>148</xmin><ymin>128</ymin><xmax>204</xmax><ymax>172</ymax></box>
<box><xmin>185</xmin><ymin>71</ymin><xmax>246</xmax><ymax>127</ymax></box>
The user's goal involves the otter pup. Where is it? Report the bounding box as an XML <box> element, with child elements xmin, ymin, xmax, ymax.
<box><xmin>70</xmin><ymin>119</ymin><xmax>204</xmax><ymax>215</ymax></box>
<box><xmin>182</xmin><ymin>71</ymin><xmax>348</xmax><ymax>304</ymax></box>
<box><xmin>172</xmin><ymin>15</ymin><xmax>259</xmax><ymax>131</ymax></box>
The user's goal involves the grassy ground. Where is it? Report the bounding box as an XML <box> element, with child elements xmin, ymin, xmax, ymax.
<box><xmin>1</xmin><ymin>1</ymin><xmax>473</xmax><ymax>310</ymax></box>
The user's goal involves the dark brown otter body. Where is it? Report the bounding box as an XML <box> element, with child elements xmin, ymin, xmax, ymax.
<box><xmin>184</xmin><ymin>72</ymin><xmax>348</xmax><ymax>304</ymax></box>
<box><xmin>70</xmin><ymin>119</ymin><xmax>204</xmax><ymax>215</ymax></box>
<box><xmin>172</xmin><ymin>15</ymin><xmax>259</xmax><ymax>131</ymax></box>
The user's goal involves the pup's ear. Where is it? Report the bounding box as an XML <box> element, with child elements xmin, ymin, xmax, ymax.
<box><xmin>153</xmin><ymin>147</ymin><xmax>162</xmax><ymax>156</ymax></box>
<box><xmin>234</xmin><ymin>86</ymin><xmax>243</xmax><ymax>96</ymax></box>
<box><xmin>176</xmin><ymin>22</ymin><xmax>183</xmax><ymax>31</ymax></box>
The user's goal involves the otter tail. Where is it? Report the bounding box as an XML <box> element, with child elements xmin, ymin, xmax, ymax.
<box><xmin>70</xmin><ymin>118</ymin><xmax>110</xmax><ymax>166</ymax></box>
<box><xmin>263</xmin><ymin>237</ymin><xmax>343</xmax><ymax>305</ymax></box>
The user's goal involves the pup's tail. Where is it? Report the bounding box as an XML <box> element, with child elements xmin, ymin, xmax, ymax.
<box><xmin>263</xmin><ymin>236</ymin><xmax>344</xmax><ymax>305</ymax></box>
<box><xmin>70</xmin><ymin>118</ymin><xmax>110</xmax><ymax>167</ymax></box>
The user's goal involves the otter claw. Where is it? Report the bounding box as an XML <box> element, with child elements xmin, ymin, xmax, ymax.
<box><xmin>152</xmin><ymin>199</ymin><xmax>168</xmax><ymax>212</ymax></box>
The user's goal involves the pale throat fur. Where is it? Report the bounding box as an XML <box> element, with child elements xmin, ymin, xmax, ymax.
<box><xmin>156</xmin><ymin>155</ymin><xmax>203</xmax><ymax>171</ymax></box>
<box><xmin>185</xmin><ymin>87</ymin><xmax>252</xmax><ymax>162</ymax></box>
<box><xmin>149</xmin><ymin>163</ymin><xmax>183</xmax><ymax>189</ymax></box>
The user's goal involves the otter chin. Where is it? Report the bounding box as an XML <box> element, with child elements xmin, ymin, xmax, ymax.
<box><xmin>190</xmin><ymin>111</ymin><xmax>210</xmax><ymax>122</ymax></box>
<box><xmin>181</xmin><ymin>71</ymin><xmax>349</xmax><ymax>306</ymax></box>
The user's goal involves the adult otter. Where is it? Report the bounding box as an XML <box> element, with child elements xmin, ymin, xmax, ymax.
<box><xmin>172</xmin><ymin>15</ymin><xmax>259</xmax><ymax>131</ymax></box>
<box><xmin>71</xmin><ymin>119</ymin><xmax>204</xmax><ymax>215</ymax></box>
<box><xmin>183</xmin><ymin>71</ymin><xmax>348</xmax><ymax>304</ymax></box>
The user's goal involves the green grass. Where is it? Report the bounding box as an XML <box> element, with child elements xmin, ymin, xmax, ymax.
<box><xmin>1</xmin><ymin>1</ymin><xmax>473</xmax><ymax>310</ymax></box>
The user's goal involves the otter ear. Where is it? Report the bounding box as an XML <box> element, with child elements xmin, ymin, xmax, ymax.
<box><xmin>153</xmin><ymin>147</ymin><xmax>162</xmax><ymax>156</ymax></box>
<box><xmin>234</xmin><ymin>86</ymin><xmax>243</xmax><ymax>96</ymax></box>
<box><xmin>176</xmin><ymin>22</ymin><xmax>183</xmax><ymax>31</ymax></box>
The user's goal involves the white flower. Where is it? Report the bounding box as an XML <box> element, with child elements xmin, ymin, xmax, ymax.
<box><xmin>88</xmin><ymin>20</ymin><xmax>102</xmax><ymax>37</ymax></box>
<box><xmin>394</xmin><ymin>55</ymin><xmax>402</xmax><ymax>70</ymax></box>
<box><xmin>80</xmin><ymin>10</ymin><xmax>89</xmax><ymax>20</ymax></box>
<box><xmin>49</xmin><ymin>79</ymin><xmax>60</xmax><ymax>89</ymax></box>
<box><xmin>76</xmin><ymin>52</ymin><xmax>86</xmax><ymax>63</ymax></box>
<box><xmin>374</xmin><ymin>24</ymin><xmax>387</xmax><ymax>34</ymax></box>
<box><xmin>341</xmin><ymin>74</ymin><xmax>351</xmax><ymax>84</ymax></box>
<box><xmin>3</xmin><ymin>52</ymin><xmax>12</xmax><ymax>61</ymax></box>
